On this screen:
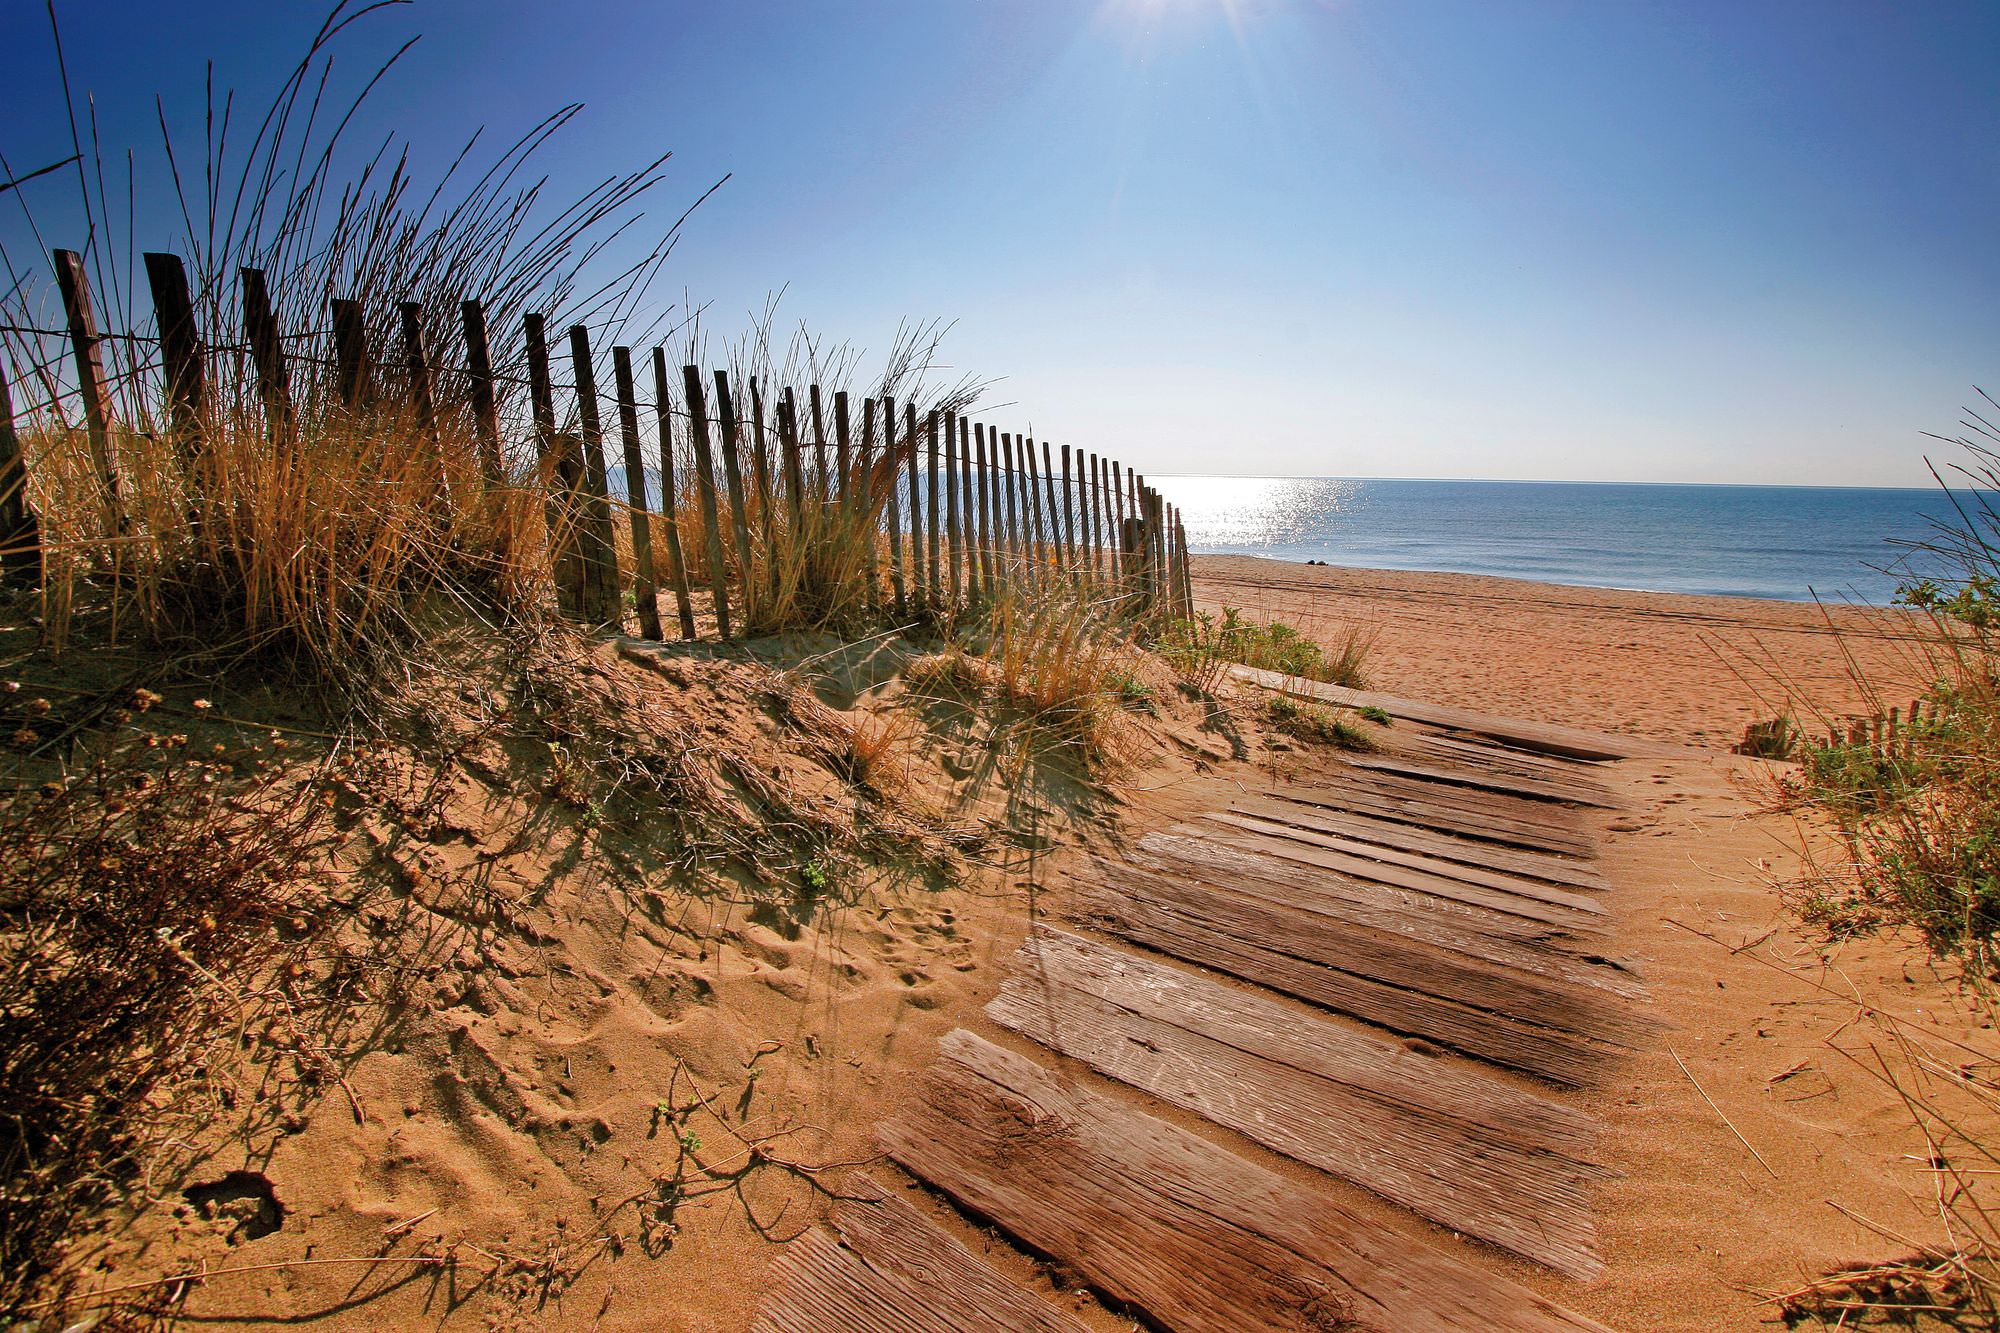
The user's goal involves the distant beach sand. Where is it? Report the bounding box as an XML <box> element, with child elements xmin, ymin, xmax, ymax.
<box><xmin>1191</xmin><ymin>554</ymin><xmax>1939</xmax><ymax>748</ymax></box>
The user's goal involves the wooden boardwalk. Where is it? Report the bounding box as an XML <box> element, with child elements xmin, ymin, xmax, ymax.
<box><xmin>758</xmin><ymin>689</ymin><xmax>1650</xmax><ymax>1331</ymax></box>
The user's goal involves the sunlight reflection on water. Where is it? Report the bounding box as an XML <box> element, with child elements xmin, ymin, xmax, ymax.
<box><xmin>1150</xmin><ymin>475</ymin><xmax>1949</xmax><ymax>603</ymax></box>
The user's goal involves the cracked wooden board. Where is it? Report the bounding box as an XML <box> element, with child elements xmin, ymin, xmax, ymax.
<box><xmin>884</xmin><ymin>1029</ymin><xmax>1613</xmax><ymax>1333</ymax></box>
<box><xmin>1223</xmin><ymin>791</ymin><xmax>1609</xmax><ymax>891</ymax></box>
<box><xmin>986</xmin><ymin>927</ymin><xmax>1609</xmax><ymax>1278</ymax></box>
<box><xmin>1201</xmin><ymin>808</ymin><xmax>1608</xmax><ymax>916</ymax></box>
<box><xmin>1344</xmin><ymin>754</ymin><xmax>1621</xmax><ymax>810</ymax></box>
<box><xmin>1272</xmin><ymin>775</ymin><xmax>1599</xmax><ymax>858</ymax></box>
<box><xmin>1131</xmin><ymin>831</ymin><xmax>1591</xmax><ymax>956</ymax></box>
<box><xmin>1073</xmin><ymin>857</ymin><xmax>1638</xmax><ymax>1087</ymax></box>
<box><xmin>1187</xmin><ymin>816</ymin><xmax>1608</xmax><ymax>934</ymax></box>
<box><xmin>752</xmin><ymin>1180</ymin><xmax>1091</xmax><ymax>1333</ymax></box>
<box><xmin>1228</xmin><ymin>661</ymin><xmax>1693</xmax><ymax>761</ymax></box>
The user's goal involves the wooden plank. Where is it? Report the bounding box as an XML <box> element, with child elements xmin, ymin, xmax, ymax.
<box><xmin>681</xmin><ymin>365</ymin><xmax>733</xmax><ymax>635</ymax></box>
<box><xmin>1401</xmin><ymin>735</ymin><xmax>1622</xmax><ymax>802</ymax></box>
<box><xmin>525</xmin><ymin>314</ymin><xmax>585</xmax><ymax>618</ymax></box>
<box><xmin>987</xmin><ymin>928</ymin><xmax>1606</xmax><ymax>1278</ymax></box>
<box><xmin>1227</xmin><ymin>791</ymin><xmax>1608</xmax><ymax>891</ymax></box>
<box><xmin>887</xmin><ymin>1030</ymin><xmax>1613</xmax><ymax>1332</ymax></box>
<box><xmin>753</xmin><ymin>1181</ymin><xmax>1090</xmax><ymax>1333</ymax></box>
<box><xmin>1201</xmin><ymin>810</ymin><xmax>1606</xmax><ymax>916</ymax></box>
<box><xmin>649</xmin><ymin>350</ymin><xmax>698</xmax><ymax>639</ymax></box>
<box><xmin>567</xmin><ymin>325</ymin><xmax>624</xmax><ymax>623</ymax></box>
<box><xmin>143</xmin><ymin>251</ymin><xmax>205</xmax><ymax>466</ymax></box>
<box><xmin>1110</xmin><ymin>845</ymin><xmax>1645</xmax><ymax>1022</ymax></box>
<box><xmin>1279</xmin><ymin>775</ymin><xmax>1598</xmax><ymax>859</ymax></box>
<box><xmin>398</xmin><ymin>301</ymin><xmax>438</xmax><ymax>440</ymax></box>
<box><xmin>459</xmin><ymin>299</ymin><xmax>505</xmax><ymax>485</ymax></box>
<box><xmin>1416</xmin><ymin>731</ymin><xmax>1604</xmax><ymax>779</ymax></box>
<box><xmin>713</xmin><ymin>370</ymin><xmax>758</xmax><ymax>628</ymax></box>
<box><xmin>925</xmin><ymin>409</ymin><xmax>942</xmax><ymax>606</ymax></box>
<box><xmin>884</xmin><ymin>395</ymin><xmax>907</xmax><ymax>616</ymax></box>
<box><xmin>53</xmin><ymin>248</ymin><xmax>121</xmax><ymax>527</ymax></box>
<box><xmin>1190</xmin><ymin>815</ymin><xmax>1606</xmax><ymax>931</ymax></box>
<box><xmin>832</xmin><ymin>388</ymin><xmax>852</xmax><ymax>497</ymax></box>
<box><xmin>611</xmin><ymin>347</ymin><xmax>663</xmax><ymax>640</ymax></box>
<box><xmin>1132</xmin><ymin>835</ymin><xmax>1645</xmax><ymax>1012</ymax></box>
<box><xmin>780</xmin><ymin>387</ymin><xmax>805</xmax><ymax>529</ymax></box>
<box><xmin>972</xmin><ymin>426</ymin><xmax>993</xmax><ymax>595</ymax></box>
<box><xmin>1230</xmin><ymin>663</ymin><xmax>1697</xmax><ymax>760</ymax></box>
<box><xmin>1000</xmin><ymin>433</ymin><xmax>1022</xmax><ymax>568</ymax></box>
<box><xmin>944</xmin><ymin>412</ymin><xmax>963</xmax><ymax>606</ymax></box>
<box><xmin>1073</xmin><ymin>862</ymin><xmax>1633</xmax><ymax>1087</ymax></box>
<box><xmin>239</xmin><ymin>266</ymin><xmax>291</xmax><ymax>438</ymax></box>
<box><xmin>1134</xmin><ymin>831</ymin><xmax>1585</xmax><ymax>956</ymax></box>
<box><xmin>1346</xmin><ymin>755</ymin><xmax>1620</xmax><ymax>810</ymax></box>
<box><xmin>907</xmin><ymin>402</ymin><xmax>925</xmax><ymax>607</ymax></box>
<box><xmin>748</xmin><ymin>378</ymin><xmax>775</xmax><ymax>592</ymax></box>
<box><xmin>330</xmin><ymin>297</ymin><xmax>372</xmax><ymax>410</ymax></box>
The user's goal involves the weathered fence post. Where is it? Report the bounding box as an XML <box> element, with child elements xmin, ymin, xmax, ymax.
<box><xmin>883</xmin><ymin>395</ymin><xmax>907</xmax><ymax>618</ymax></box>
<box><xmin>942</xmin><ymin>411</ymin><xmax>961</xmax><ymax>608</ymax></box>
<box><xmin>525</xmin><ymin>314</ymin><xmax>585</xmax><ymax>617</ymax></box>
<box><xmin>240</xmin><ymin>267</ymin><xmax>292</xmax><ymax>439</ymax></box>
<box><xmin>1144</xmin><ymin>487</ymin><xmax>1166</xmax><ymax>613</ymax></box>
<box><xmin>808</xmin><ymin>384</ymin><xmax>828</xmax><ymax>496</ymax></box>
<box><xmin>565</xmin><ymin>325</ymin><xmax>623</xmax><ymax>624</ymax></box>
<box><xmin>748</xmin><ymin>377</ymin><xmax>775</xmax><ymax>595</ymax></box>
<box><xmin>650</xmin><ymin>348</ymin><xmax>699</xmax><ymax>639</ymax></box>
<box><xmin>143</xmin><ymin>251</ymin><xmax>205</xmax><ymax>469</ymax></box>
<box><xmin>1022</xmin><ymin>436</ymin><xmax>1046</xmax><ymax>569</ymax></box>
<box><xmin>398</xmin><ymin>302</ymin><xmax>437</xmax><ymax>440</ymax></box>
<box><xmin>916</xmin><ymin>400</ymin><xmax>936</xmax><ymax>608</ymax></box>
<box><xmin>999</xmin><ymin>434</ymin><xmax>1022</xmax><ymax>571</ymax></box>
<box><xmin>712</xmin><ymin>370</ymin><xmax>757</xmax><ymax>628</ymax></box>
<box><xmin>959</xmin><ymin>417</ymin><xmax>976</xmax><ymax>600</ymax></box>
<box><xmin>1090</xmin><ymin>453</ymin><xmax>1108</xmax><ymax>585</ymax></box>
<box><xmin>1058</xmin><ymin>444</ymin><xmax>1076</xmax><ymax>573</ymax></box>
<box><xmin>832</xmin><ymin>388</ymin><xmax>852</xmax><ymax>500</ymax></box>
<box><xmin>781</xmin><ymin>387</ymin><xmax>805</xmax><ymax>529</ymax></box>
<box><xmin>460</xmin><ymin>299</ymin><xmax>505</xmax><ymax>485</ymax></box>
<box><xmin>857</xmin><ymin>397</ymin><xmax>878</xmax><ymax>606</ymax></box>
<box><xmin>925</xmin><ymin>409</ymin><xmax>942</xmax><ymax>608</ymax></box>
<box><xmin>53</xmin><ymin>249</ymin><xmax>121</xmax><ymax>528</ymax></box>
<box><xmin>1041</xmin><ymin>440</ymin><xmax>1064</xmax><ymax>572</ymax></box>
<box><xmin>330</xmin><ymin>298</ymin><xmax>371</xmax><ymax>410</ymax></box>
<box><xmin>974</xmin><ymin>426</ymin><xmax>995</xmax><ymax>596</ymax></box>
<box><xmin>0</xmin><ymin>362</ymin><xmax>40</xmax><ymax>583</ymax></box>
<box><xmin>682</xmin><ymin>366</ymin><xmax>734</xmax><ymax>635</ymax></box>
<box><xmin>612</xmin><ymin>346</ymin><xmax>663</xmax><ymax>640</ymax></box>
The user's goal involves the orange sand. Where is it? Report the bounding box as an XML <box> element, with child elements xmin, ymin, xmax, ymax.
<box><xmin>1191</xmin><ymin>554</ymin><xmax>1942</xmax><ymax>749</ymax></box>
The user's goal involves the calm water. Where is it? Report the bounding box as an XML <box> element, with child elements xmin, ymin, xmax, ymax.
<box><xmin>1149</xmin><ymin>477</ymin><xmax>1961</xmax><ymax>604</ymax></box>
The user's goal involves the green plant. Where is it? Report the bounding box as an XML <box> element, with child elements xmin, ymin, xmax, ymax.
<box><xmin>1111</xmin><ymin>671</ymin><xmax>1155</xmax><ymax>711</ymax></box>
<box><xmin>1156</xmin><ymin>607</ymin><xmax>1373</xmax><ymax>689</ymax></box>
<box><xmin>1264</xmin><ymin>696</ymin><xmax>1375</xmax><ymax>751</ymax></box>
<box><xmin>1358</xmin><ymin>705</ymin><xmax>1392</xmax><ymax>725</ymax></box>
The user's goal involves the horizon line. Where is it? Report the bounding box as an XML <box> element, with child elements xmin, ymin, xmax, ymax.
<box><xmin>1149</xmin><ymin>473</ymin><xmax>1948</xmax><ymax>493</ymax></box>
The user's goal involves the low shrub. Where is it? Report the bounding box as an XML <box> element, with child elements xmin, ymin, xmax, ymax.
<box><xmin>1156</xmin><ymin>607</ymin><xmax>1372</xmax><ymax>689</ymax></box>
<box><xmin>1264</xmin><ymin>695</ymin><xmax>1375</xmax><ymax>751</ymax></box>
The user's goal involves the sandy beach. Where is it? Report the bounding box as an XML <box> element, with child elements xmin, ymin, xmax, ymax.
<box><xmin>1191</xmin><ymin>554</ymin><xmax>1942</xmax><ymax>750</ymax></box>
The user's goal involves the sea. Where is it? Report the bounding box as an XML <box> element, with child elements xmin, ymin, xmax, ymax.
<box><xmin>1147</xmin><ymin>477</ymin><xmax>1970</xmax><ymax>605</ymax></box>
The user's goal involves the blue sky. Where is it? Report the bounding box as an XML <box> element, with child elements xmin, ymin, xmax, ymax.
<box><xmin>3</xmin><ymin>0</ymin><xmax>1995</xmax><ymax>485</ymax></box>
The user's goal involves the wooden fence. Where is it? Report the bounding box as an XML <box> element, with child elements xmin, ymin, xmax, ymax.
<box><xmin>0</xmin><ymin>247</ymin><xmax>1196</xmax><ymax>638</ymax></box>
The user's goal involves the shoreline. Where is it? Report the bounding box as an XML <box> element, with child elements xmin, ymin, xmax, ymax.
<box><xmin>1190</xmin><ymin>553</ymin><xmax>1938</xmax><ymax>749</ymax></box>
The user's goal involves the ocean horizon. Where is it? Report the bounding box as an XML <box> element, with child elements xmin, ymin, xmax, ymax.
<box><xmin>1151</xmin><ymin>475</ymin><xmax>1965</xmax><ymax>604</ymax></box>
